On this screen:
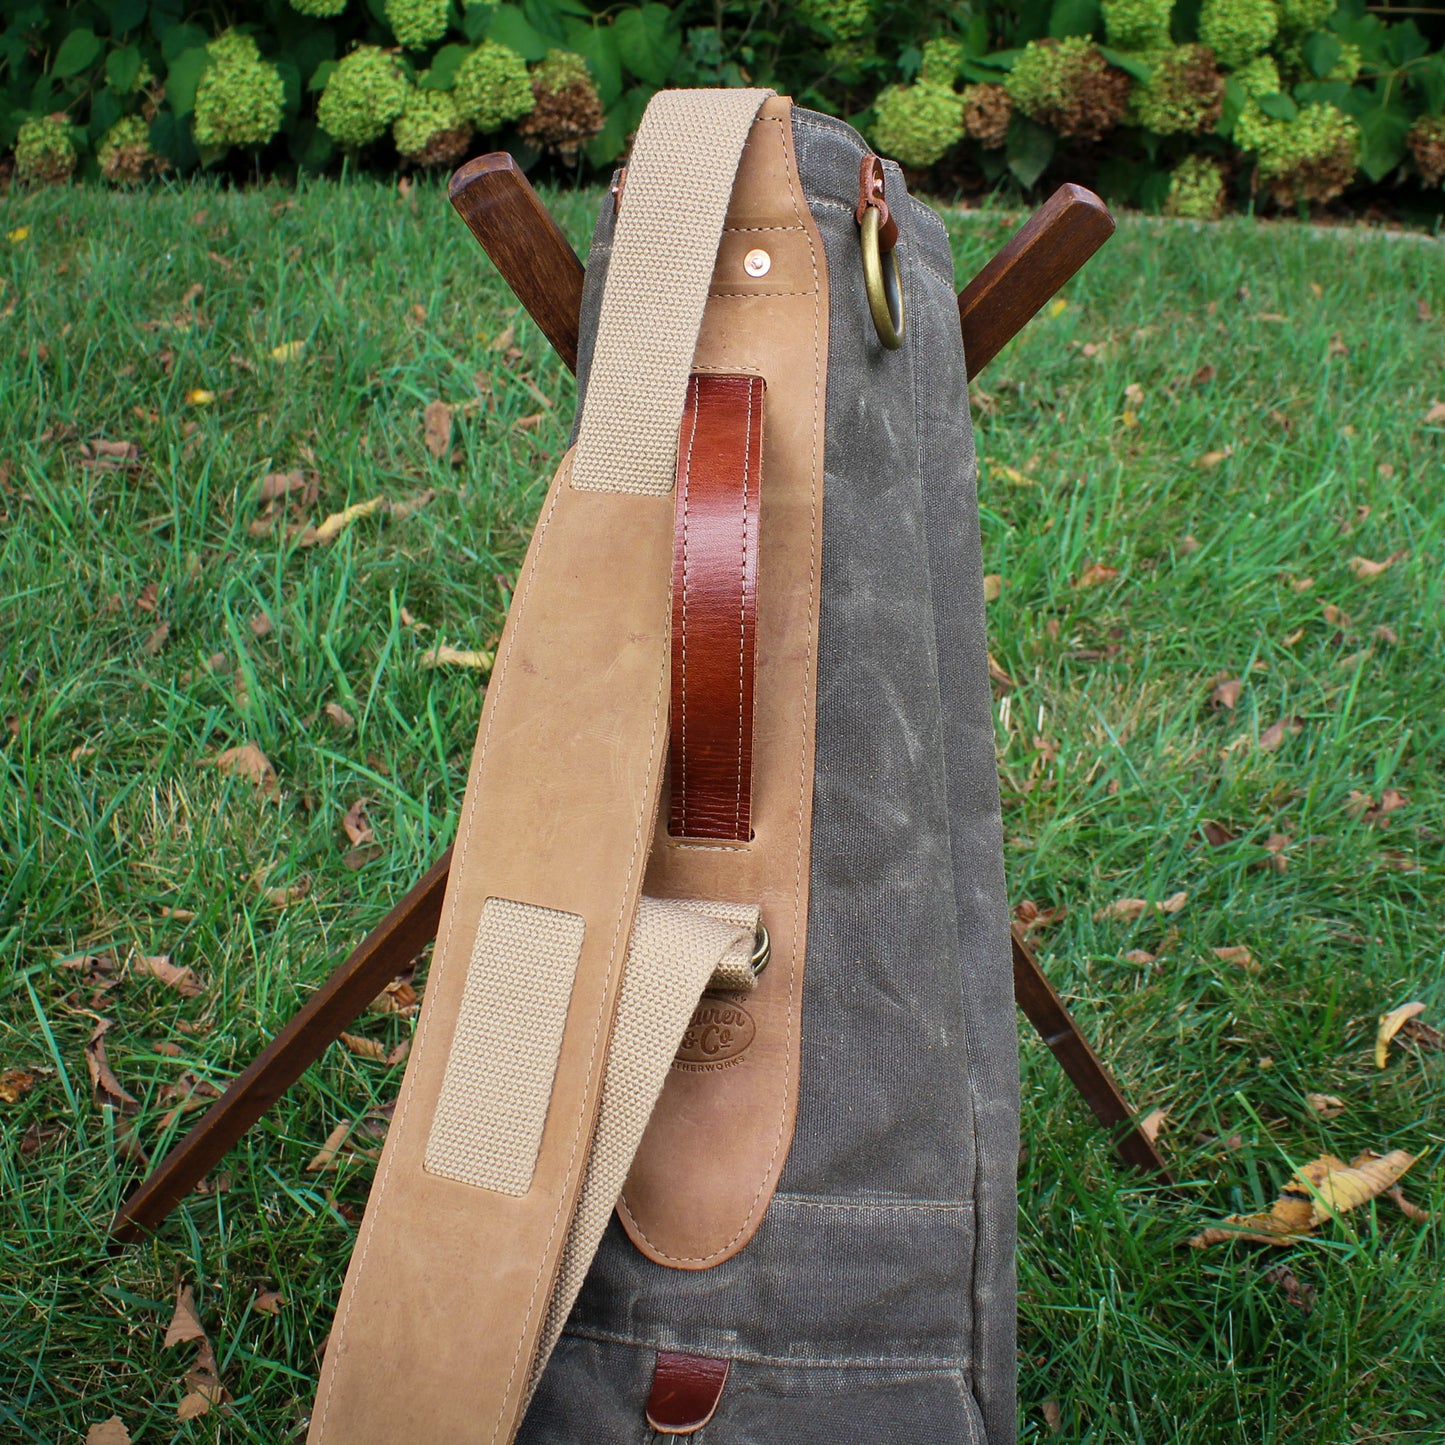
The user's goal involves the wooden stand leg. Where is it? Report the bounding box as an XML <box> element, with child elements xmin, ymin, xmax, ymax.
<box><xmin>110</xmin><ymin>852</ymin><xmax>452</xmax><ymax>1243</ymax></box>
<box><xmin>1011</xmin><ymin>925</ymin><xmax>1171</xmax><ymax>1181</ymax></box>
<box><xmin>111</xmin><ymin>163</ymin><xmax>1142</xmax><ymax>1240</ymax></box>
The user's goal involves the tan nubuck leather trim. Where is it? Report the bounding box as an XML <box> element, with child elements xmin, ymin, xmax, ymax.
<box><xmin>620</xmin><ymin>97</ymin><xmax>829</xmax><ymax>1269</ymax></box>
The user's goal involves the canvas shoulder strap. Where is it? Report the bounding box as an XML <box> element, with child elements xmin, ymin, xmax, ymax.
<box><xmin>309</xmin><ymin>88</ymin><xmax>774</xmax><ymax>1445</ymax></box>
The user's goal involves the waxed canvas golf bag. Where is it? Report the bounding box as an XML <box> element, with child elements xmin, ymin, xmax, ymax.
<box><xmin>310</xmin><ymin>90</ymin><xmax>1018</xmax><ymax>1445</ymax></box>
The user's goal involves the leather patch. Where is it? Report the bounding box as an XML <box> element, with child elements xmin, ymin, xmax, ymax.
<box><xmin>669</xmin><ymin>372</ymin><xmax>765</xmax><ymax>842</ymax></box>
<box><xmin>646</xmin><ymin>1351</ymin><xmax>730</xmax><ymax>1435</ymax></box>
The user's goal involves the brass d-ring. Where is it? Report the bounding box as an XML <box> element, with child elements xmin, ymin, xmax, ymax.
<box><xmin>860</xmin><ymin>206</ymin><xmax>904</xmax><ymax>351</ymax></box>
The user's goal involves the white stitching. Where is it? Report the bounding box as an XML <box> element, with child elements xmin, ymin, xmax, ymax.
<box><xmin>676</xmin><ymin>376</ymin><xmax>700</xmax><ymax>836</ymax></box>
<box><xmin>736</xmin><ymin>378</ymin><xmax>754</xmax><ymax>838</ymax></box>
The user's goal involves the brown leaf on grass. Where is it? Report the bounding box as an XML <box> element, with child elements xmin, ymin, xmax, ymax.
<box><xmin>1301</xmin><ymin>1149</ymin><xmax>1416</xmax><ymax>1222</ymax></box>
<box><xmin>257</xmin><ymin>873</ymin><xmax>310</xmax><ymax>909</ymax></box>
<box><xmin>1041</xmin><ymin>1399</ymin><xmax>1063</xmax><ymax>1433</ymax></box>
<box><xmin>1376</xmin><ymin>1001</ymin><xmax>1428</xmax><ymax>1067</ymax></box>
<box><xmin>323</xmin><ymin>701</ymin><xmax>355</xmax><ymax>733</ymax></box>
<box><xmin>306</xmin><ymin>1103</ymin><xmax>394</xmax><ymax>1171</ymax></box>
<box><xmin>151</xmin><ymin>1039</ymin><xmax>185</xmax><ymax>1057</ymax></box>
<box><xmin>987</xmin><ymin>654</ymin><xmax>1017</xmax><ymax>693</ymax></box>
<box><xmin>252</xmin><ymin>1287</ymin><xmax>285</xmax><ymax>1316</ymax></box>
<box><xmin>1322</xmin><ymin>602</ymin><xmax>1351</xmax><ymax>629</ymax></box>
<box><xmin>369</xmin><ymin>977</ymin><xmax>419</xmax><ymax>1016</ymax></box>
<box><xmin>1191</xmin><ymin>364</ymin><xmax>1215</xmax><ymax>387</ymax></box>
<box><xmin>1201</xmin><ymin>821</ymin><xmax>1236</xmax><ymax>847</ymax></box>
<box><xmin>419</xmin><ymin>643</ymin><xmax>493</xmax><ymax>671</ymax></box>
<box><xmin>1195</xmin><ymin>446</ymin><xmax>1233</xmax><ymax>469</ymax></box>
<box><xmin>135</xmin><ymin>582</ymin><xmax>159</xmax><ymax>614</ymax></box>
<box><xmin>391</xmin><ymin>487</ymin><xmax>437</xmax><ymax>523</ymax></box>
<box><xmin>423</xmin><ymin>400</ymin><xmax>453</xmax><ymax>460</ymax></box>
<box><xmin>80</xmin><ymin>439</ymin><xmax>141</xmax><ymax>472</ymax></box>
<box><xmin>1258</xmin><ymin>718</ymin><xmax>1302</xmax><ymax>753</ymax></box>
<box><xmin>1013</xmin><ymin>899</ymin><xmax>1066</xmax><ymax>935</ymax></box>
<box><xmin>341</xmin><ymin>798</ymin><xmax>374</xmax><ymax>848</ymax></box>
<box><xmin>1074</xmin><ymin>562</ymin><xmax>1118</xmax><ymax>589</ymax></box>
<box><xmin>177</xmin><ymin>1330</ymin><xmax>229</xmax><ymax>1420</ymax></box>
<box><xmin>343</xmin><ymin>844</ymin><xmax>384</xmax><ymax>871</ymax></box>
<box><xmin>141</xmin><ymin>621</ymin><xmax>171</xmax><ymax>655</ymax></box>
<box><xmin>257</xmin><ymin>469</ymin><xmax>307</xmax><ymax>502</ymax></box>
<box><xmin>303</xmin><ymin>496</ymin><xmax>387</xmax><ymax>547</ymax></box>
<box><xmin>1261</xmin><ymin>1263</ymin><xmax>1316</xmax><ymax>1315</ymax></box>
<box><xmin>1349</xmin><ymin>551</ymin><xmax>1408</xmax><ymax>580</ymax></box>
<box><xmin>85</xmin><ymin>1018</ymin><xmax>139</xmax><ymax>1113</ymax></box>
<box><xmin>213</xmin><ymin>742</ymin><xmax>278</xmax><ymax>798</ymax></box>
<box><xmin>249</xmin><ymin>610</ymin><xmax>273</xmax><ymax>638</ymax></box>
<box><xmin>1211</xmin><ymin>945</ymin><xmax>1258</xmax><ymax>973</ymax></box>
<box><xmin>1189</xmin><ymin>1192</ymin><xmax>1315</xmax><ymax>1248</ymax></box>
<box><xmin>130</xmin><ymin>953</ymin><xmax>203</xmax><ymax>999</ymax></box>
<box><xmin>1387</xmin><ymin>1183</ymin><xmax>1430</xmax><ymax>1223</ymax></box>
<box><xmin>1094</xmin><ymin>891</ymin><xmax>1187</xmax><ymax>922</ymax></box>
<box><xmin>982</xmin><ymin>574</ymin><xmax>1002</xmax><ymax>603</ymax></box>
<box><xmin>385</xmin><ymin>1039</ymin><xmax>411</xmax><ymax>1067</ymax></box>
<box><xmin>164</xmin><ymin>1283</ymin><xmax>208</xmax><ymax>1348</ymax></box>
<box><xmin>1306</xmin><ymin>1093</ymin><xmax>1346</xmax><ymax>1119</ymax></box>
<box><xmin>1211</xmin><ymin>678</ymin><xmax>1243</xmax><ymax>710</ymax></box>
<box><xmin>0</xmin><ymin>1067</ymin><xmax>43</xmax><ymax>1103</ymax></box>
<box><xmin>1422</xmin><ymin>399</ymin><xmax>1445</xmax><ymax>425</ymax></box>
<box><xmin>85</xmin><ymin>1419</ymin><xmax>133</xmax><ymax>1445</ymax></box>
<box><xmin>339</xmin><ymin>1032</ymin><xmax>387</xmax><ymax>1061</ymax></box>
<box><xmin>1122</xmin><ymin>948</ymin><xmax>1157</xmax><ymax>965</ymax></box>
<box><xmin>1259</xmin><ymin>832</ymin><xmax>1291</xmax><ymax>873</ymax></box>
<box><xmin>1140</xmin><ymin>1107</ymin><xmax>1168</xmax><ymax>1144</ymax></box>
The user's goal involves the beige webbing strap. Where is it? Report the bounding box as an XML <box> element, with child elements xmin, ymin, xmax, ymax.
<box><xmin>571</xmin><ymin>87</ymin><xmax>774</xmax><ymax>495</ymax></box>
<box><xmin>529</xmin><ymin>895</ymin><xmax>760</xmax><ymax>1399</ymax></box>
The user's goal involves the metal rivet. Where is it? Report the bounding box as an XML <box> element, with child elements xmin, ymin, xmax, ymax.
<box><xmin>743</xmin><ymin>248</ymin><xmax>771</xmax><ymax>278</ymax></box>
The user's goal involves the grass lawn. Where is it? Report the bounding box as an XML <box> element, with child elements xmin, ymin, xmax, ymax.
<box><xmin>1</xmin><ymin>175</ymin><xmax>1442</xmax><ymax>1443</ymax></box>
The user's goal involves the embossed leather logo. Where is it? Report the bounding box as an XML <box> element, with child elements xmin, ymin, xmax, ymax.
<box><xmin>672</xmin><ymin>995</ymin><xmax>755</xmax><ymax>1071</ymax></box>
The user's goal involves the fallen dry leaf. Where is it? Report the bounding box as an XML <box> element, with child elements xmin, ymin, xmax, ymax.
<box><xmin>987</xmin><ymin>654</ymin><xmax>1017</xmax><ymax>692</ymax></box>
<box><xmin>385</xmin><ymin>1039</ymin><xmax>411</xmax><ymax>1067</ymax></box>
<box><xmin>257</xmin><ymin>873</ymin><xmax>310</xmax><ymax>908</ymax></box>
<box><xmin>1196</xmin><ymin>446</ymin><xmax>1233</xmax><ymax>469</ymax></box>
<box><xmin>339</xmin><ymin>1032</ymin><xmax>387</xmax><ymax>1061</ymax></box>
<box><xmin>213</xmin><ymin>742</ymin><xmax>278</xmax><ymax>798</ymax></box>
<box><xmin>343</xmin><ymin>844</ymin><xmax>384</xmax><ymax>871</ymax></box>
<box><xmin>1387</xmin><ymin>1182</ymin><xmax>1430</xmax><ymax>1223</ymax></box>
<box><xmin>0</xmin><ymin>1067</ymin><xmax>43</xmax><ymax>1104</ymax></box>
<box><xmin>1376</xmin><ymin>1001</ymin><xmax>1427</xmax><ymax>1068</ymax></box>
<box><xmin>270</xmin><ymin>339</ymin><xmax>305</xmax><ymax>363</ymax></box>
<box><xmin>1122</xmin><ymin>948</ymin><xmax>1157</xmax><ymax>965</ymax></box>
<box><xmin>1211</xmin><ymin>944</ymin><xmax>1257</xmax><ymax>973</ymax></box>
<box><xmin>85</xmin><ymin>1420</ymin><xmax>132</xmax><ymax>1445</ymax></box>
<box><xmin>130</xmin><ymin>953</ymin><xmax>203</xmax><ymax>999</ymax></box>
<box><xmin>1013</xmin><ymin>900</ymin><xmax>1066</xmax><ymax>935</ymax></box>
<box><xmin>390</xmin><ymin>486</ymin><xmax>436</xmax><ymax>523</ymax></box>
<box><xmin>370</xmin><ymin>976</ymin><xmax>419</xmax><ymax>1016</ymax></box>
<box><xmin>85</xmin><ymin>1018</ymin><xmax>139</xmax><ymax>1113</ymax></box>
<box><xmin>252</xmin><ymin>1288</ymin><xmax>285</xmax><ymax>1316</ymax></box>
<box><xmin>1305</xmin><ymin>1093</ymin><xmax>1346</xmax><ymax>1120</ymax></box>
<box><xmin>163</xmin><ymin>1283</ymin><xmax>208</xmax><ymax>1349</ymax></box>
<box><xmin>306</xmin><ymin>1103</ymin><xmax>394</xmax><ymax>1171</ymax></box>
<box><xmin>323</xmin><ymin>701</ymin><xmax>355</xmax><ymax>732</ymax></box>
<box><xmin>141</xmin><ymin>621</ymin><xmax>170</xmax><ymax>656</ymax></box>
<box><xmin>135</xmin><ymin>581</ymin><xmax>159</xmax><ymax>613</ymax></box>
<box><xmin>424</xmin><ymin>399</ymin><xmax>453</xmax><ymax>460</ymax></box>
<box><xmin>1041</xmin><ymin>1399</ymin><xmax>1062</xmax><ymax>1433</ymax></box>
<box><xmin>982</xmin><ymin>574</ymin><xmax>1002</xmax><ymax>603</ymax></box>
<box><xmin>419</xmin><ymin>643</ymin><xmax>493</xmax><ymax>671</ymax></box>
<box><xmin>1261</xmin><ymin>1263</ymin><xmax>1315</xmax><ymax>1315</ymax></box>
<box><xmin>1074</xmin><ymin>562</ymin><xmax>1119</xmax><ymax>589</ymax></box>
<box><xmin>257</xmin><ymin>469</ymin><xmax>307</xmax><ymax>503</ymax></box>
<box><xmin>1258</xmin><ymin>718</ymin><xmax>1303</xmax><ymax>753</ymax></box>
<box><xmin>1094</xmin><ymin>891</ymin><xmax>1187</xmax><ymax>923</ymax></box>
<box><xmin>1201</xmin><ymin>821</ymin><xmax>1236</xmax><ymax>847</ymax></box>
<box><xmin>1211</xmin><ymin>678</ymin><xmax>1243</xmax><ymax>710</ymax></box>
<box><xmin>249</xmin><ymin>610</ymin><xmax>273</xmax><ymax>638</ymax></box>
<box><xmin>304</xmin><ymin>496</ymin><xmax>386</xmax><ymax>546</ymax></box>
<box><xmin>1349</xmin><ymin>551</ymin><xmax>1407</xmax><ymax>580</ymax></box>
<box><xmin>341</xmin><ymin>798</ymin><xmax>374</xmax><ymax>848</ymax></box>
<box><xmin>1140</xmin><ymin>1107</ymin><xmax>1168</xmax><ymax>1144</ymax></box>
<box><xmin>1423</xmin><ymin>399</ymin><xmax>1445</xmax><ymax>425</ymax></box>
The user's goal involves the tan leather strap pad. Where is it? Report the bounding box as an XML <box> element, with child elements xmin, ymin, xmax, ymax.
<box><xmin>620</xmin><ymin>96</ymin><xmax>829</xmax><ymax>1269</ymax></box>
<box><xmin>669</xmin><ymin>372</ymin><xmax>765</xmax><ymax>842</ymax></box>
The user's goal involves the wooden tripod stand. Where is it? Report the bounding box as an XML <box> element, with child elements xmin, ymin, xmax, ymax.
<box><xmin>110</xmin><ymin>158</ymin><xmax>1168</xmax><ymax>1245</ymax></box>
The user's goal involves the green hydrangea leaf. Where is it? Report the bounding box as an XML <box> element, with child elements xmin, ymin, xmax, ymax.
<box><xmin>614</xmin><ymin>5</ymin><xmax>681</xmax><ymax>86</ymax></box>
<box><xmin>566</xmin><ymin>18</ymin><xmax>624</xmax><ymax>105</ymax></box>
<box><xmin>1356</xmin><ymin>102</ymin><xmax>1410</xmax><ymax>180</ymax></box>
<box><xmin>1257</xmin><ymin>90</ymin><xmax>1298</xmax><ymax>119</ymax></box>
<box><xmin>1301</xmin><ymin>31</ymin><xmax>1342</xmax><ymax>78</ymax></box>
<box><xmin>88</xmin><ymin>86</ymin><xmax>124</xmax><ymax>139</ymax></box>
<box><xmin>166</xmin><ymin>46</ymin><xmax>212</xmax><ymax>116</ymax></box>
<box><xmin>1050</xmin><ymin>0</ymin><xmax>1103</xmax><ymax>39</ymax></box>
<box><xmin>309</xmin><ymin>59</ymin><xmax>338</xmax><ymax>92</ymax></box>
<box><xmin>1006</xmin><ymin>112</ymin><xmax>1055</xmax><ymax>186</ymax></box>
<box><xmin>1384</xmin><ymin>19</ymin><xmax>1427</xmax><ymax>67</ymax></box>
<box><xmin>111</xmin><ymin>0</ymin><xmax>150</xmax><ymax>36</ymax></box>
<box><xmin>106</xmin><ymin>45</ymin><xmax>144</xmax><ymax>94</ymax></box>
<box><xmin>487</xmin><ymin>3</ymin><xmax>553</xmax><ymax>61</ymax></box>
<box><xmin>423</xmin><ymin>43</ymin><xmax>471</xmax><ymax>88</ymax></box>
<box><xmin>54</xmin><ymin>28</ymin><xmax>103</xmax><ymax>79</ymax></box>
<box><xmin>161</xmin><ymin>23</ymin><xmax>208</xmax><ymax>63</ymax></box>
<box><xmin>1096</xmin><ymin>44</ymin><xmax>1152</xmax><ymax>80</ymax></box>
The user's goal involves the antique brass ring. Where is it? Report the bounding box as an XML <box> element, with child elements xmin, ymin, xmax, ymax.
<box><xmin>750</xmin><ymin>921</ymin><xmax>771</xmax><ymax>979</ymax></box>
<box><xmin>860</xmin><ymin>205</ymin><xmax>904</xmax><ymax>351</ymax></box>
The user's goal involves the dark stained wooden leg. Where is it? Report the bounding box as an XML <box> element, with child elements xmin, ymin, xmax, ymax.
<box><xmin>1011</xmin><ymin>924</ymin><xmax>1171</xmax><ymax>1182</ymax></box>
<box><xmin>448</xmin><ymin>154</ymin><xmax>585</xmax><ymax>374</ymax></box>
<box><xmin>109</xmin><ymin>851</ymin><xmax>453</xmax><ymax>1242</ymax></box>
<box><xmin>958</xmin><ymin>184</ymin><xmax>1115</xmax><ymax>379</ymax></box>
<box><xmin>112</xmin><ymin>169</ymin><xmax>1135</xmax><ymax>1240</ymax></box>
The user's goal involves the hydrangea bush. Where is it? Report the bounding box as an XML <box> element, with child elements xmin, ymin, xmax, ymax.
<box><xmin>3</xmin><ymin>0</ymin><xmax>1442</xmax><ymax>215</ymax></box>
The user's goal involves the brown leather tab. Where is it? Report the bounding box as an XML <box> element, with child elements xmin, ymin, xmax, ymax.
<box><xmin>669</xmin><ymin>372</ymin><xmax>765</xmax><ymax>842</ymax></box>
<box><xmin>646</xmin><ymin>1351</ymin><xmax>731</xmax><ymax>1435</ymax></box>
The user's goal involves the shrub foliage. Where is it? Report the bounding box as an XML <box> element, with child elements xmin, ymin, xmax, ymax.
<box><xmin>4</xmin><ymin>0</ymin><xmax>1444</xmax><ymax>212</ymax></box>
